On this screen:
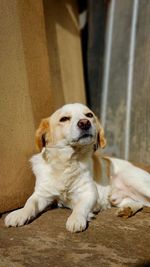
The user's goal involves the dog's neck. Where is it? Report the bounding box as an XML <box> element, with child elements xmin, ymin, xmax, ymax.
<box><xmin>42</xmin><ymin>144</ymin><xmax>94</xmax><ymax>164</ymax></box>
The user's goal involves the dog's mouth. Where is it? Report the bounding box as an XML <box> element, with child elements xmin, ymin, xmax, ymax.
<box><xmin>70</xmin><ymin>133</ymin><xmax>94</xmax><ymax>146</ymax></box>
<box><xmin>78</xmin><ymin>133</ymin><xmax>93</xmax><ymax>141</ymax></box>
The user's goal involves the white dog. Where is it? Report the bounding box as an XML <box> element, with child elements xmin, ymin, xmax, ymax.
<box><xmin>5</xmin><ymin>103</ymin><xmax>150</xmax><ymax>232</ymax></box>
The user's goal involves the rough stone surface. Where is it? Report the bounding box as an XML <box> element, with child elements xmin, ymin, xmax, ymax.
<box><xmin>0</xmin><ymin>207</ymin><xmax>150</xmax><ymax>267</ymax></box>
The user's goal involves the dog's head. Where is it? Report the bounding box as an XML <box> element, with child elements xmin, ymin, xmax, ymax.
<box><xmin>35</xmin><ymin>103</ymin><xmax>106</xmax><ymax>151</ymax></box>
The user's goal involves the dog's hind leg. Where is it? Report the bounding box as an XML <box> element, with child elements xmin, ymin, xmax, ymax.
<box><xmin>116</xmin><ymin>198</ymin><xmax>143</xmax><ymax>218</ymax></box>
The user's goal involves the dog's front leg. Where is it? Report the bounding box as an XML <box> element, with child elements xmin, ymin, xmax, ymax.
<box><xmin>66</xmin><ymin>189</ymin><xmax>97</xmax><ymax>233</ymax></box>
<box><xmin>5</xmin><ymin>192</ymin><xmax>53</xmax><ymax>227</ymax></box>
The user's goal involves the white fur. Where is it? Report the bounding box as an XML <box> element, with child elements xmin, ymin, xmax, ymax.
<box><xmin>5</xmin><ymin>103</ymin><xmax>150</xmax><ymax>232</ymax></box>
<box><xmin>108</xmin><ymin>158</ymin><xmax>150</xmax><ymax>209</ymax></box>
<box><xmin>5</xmin><ymin>147</ymin><xmax>98</xmax><ymax>232</ymax></box>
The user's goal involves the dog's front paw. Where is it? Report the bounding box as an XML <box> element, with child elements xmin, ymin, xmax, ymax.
<box><xmin>5</xmin><ymin>209</ymin><xmax>30</xmax><ymax>227</ymax></box>
<box><xmin>66</xmin><ymin>213</ymin><xmax>87</xmax><ymax>233</ymax></box>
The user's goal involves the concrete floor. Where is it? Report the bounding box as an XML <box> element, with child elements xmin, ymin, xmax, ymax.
<box><xmin>0</xmin><ymin>207</ymin><xmax>150</xmax><ymax>267</ymax></box>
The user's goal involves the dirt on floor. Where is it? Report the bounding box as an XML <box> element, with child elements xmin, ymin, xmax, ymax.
<box><xmin>0</xmin><ymin>207</ymin><xmax>150</xmax><ymax>267</ymax></box>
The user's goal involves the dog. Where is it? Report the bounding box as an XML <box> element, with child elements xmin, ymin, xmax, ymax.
<box><xmin>5</xmin><ymin>103</ymin><xmax>150</xmax><ymax>232</ymax></box>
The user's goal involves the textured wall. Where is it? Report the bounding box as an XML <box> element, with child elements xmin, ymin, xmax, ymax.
<box><xmin>0</xmin><ymin>0</ymin><xmax>85</xmax><ymax>213</ymax></box>
<box><xmin>102</xmin><ymin>0</ymin><xmax>150</xmax><ymax>164</ymax></box>
<box><xmin>87</xmin><ymin>0</ymin><xmax>150</xmax><ymax>164</ymax></box>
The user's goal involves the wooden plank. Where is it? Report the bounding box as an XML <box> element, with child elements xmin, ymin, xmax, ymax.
<box><xmin>43</xmin><ymin>0</ymin><xmax>86</xmax><ymax>106</ymax></box>
<box><xmin>0</xmin><ymin>0</ymin><xmax>86</xmax><ymax>213</ymax></box>
<box><xmin>0</xmin><ymin>0</ymin><xmax>54</xmax><ymax>213</ymax></box>
<box><xmin>18</xmin><ymin>0</ymin><xmax>55</xmax><ymax>126</ymax></box>
<box><xmin>130</xmin><ymin>0</ymin><xmax>150</xmax><ymax>164</ymax></box>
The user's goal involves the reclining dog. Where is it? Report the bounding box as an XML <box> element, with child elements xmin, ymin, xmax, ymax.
<box><xmin>5</xmin><ymin>103</ymin><xmax>150</xmax><ymax>232</ymax></box>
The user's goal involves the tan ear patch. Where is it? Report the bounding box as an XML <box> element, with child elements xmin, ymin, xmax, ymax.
<box><xmin>35</xmin><ymin>118</ymin><xmax>50</xmax><ymax>151</ymax></box>
<box><xmin>99</xmin><ymin>127</ymin><xmax>107</xmax><ymax>149</ymax></box>
<box><xmin>95</xmin><ymin>116</ymin><xmax>106</xmax><ymax>149</ymax></box>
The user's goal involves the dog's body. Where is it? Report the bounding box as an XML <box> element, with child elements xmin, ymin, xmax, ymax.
<box><xmin>5</xmin><ymin>103</ymin><xmax>150</xmax><ymax>232</ymax></box>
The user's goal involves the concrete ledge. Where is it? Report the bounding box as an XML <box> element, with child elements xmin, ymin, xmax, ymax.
<box><xmin>0</xmin><ymin>208</ymin><xmax>150</xmax><ymax>266</ymax></box>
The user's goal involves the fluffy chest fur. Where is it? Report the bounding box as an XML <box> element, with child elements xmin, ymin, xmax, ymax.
<box><xmin>30</xmin><ymin>147</ymin><xmax>95</xmax><ymax>208</ymax></box>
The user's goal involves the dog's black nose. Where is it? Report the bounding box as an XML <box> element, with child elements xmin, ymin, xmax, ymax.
<box><xmin>77</xmin><ymin>119</ymin><xmax>91</xmax><ymax>130</ymax></box>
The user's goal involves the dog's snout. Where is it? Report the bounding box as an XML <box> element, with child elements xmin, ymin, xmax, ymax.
<box><xmin>77</xmin><ymin>119</ymin><xmax>91</xmax><ymax>130</ymax></box>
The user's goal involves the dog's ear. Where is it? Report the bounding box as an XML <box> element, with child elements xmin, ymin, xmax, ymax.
<box><xmin>35</xmin><ymin>118</ymin><xmax>50</xmax><ymax>151</ymax></box>
<box><xmin>96</xmin><ymin>117</ymin><xmax>106</xmax><ymax>149</ymax></box>
<box><xmin>98</xmin><ymin>127</ymin><xmax>106</xmax><ymax>148</ymax></box>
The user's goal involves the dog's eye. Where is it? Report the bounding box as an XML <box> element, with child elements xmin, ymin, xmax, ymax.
<box><xmin>85</xmin><ymin>112</ymin><xmax>93</xmax><ymax>118</ymax></box>
<box><xmin>59</xmin><ymin>116</ymin><xmax>70</xmax><ymax>122</ymax></box>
